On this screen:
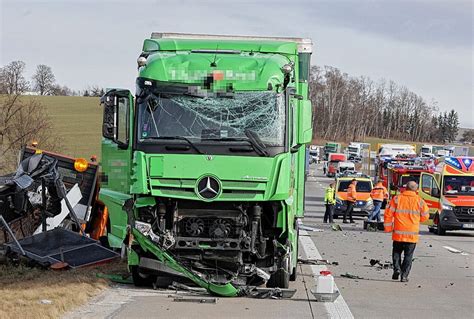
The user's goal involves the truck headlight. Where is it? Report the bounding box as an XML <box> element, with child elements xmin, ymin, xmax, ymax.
<box><xmin>442</xmin><ymin>203</ymin><xmax>453</xmax><ymax>211</ymax></box>
<box><xmin>135</xmin><ymin>221</ymin><xmax>152</xmax><ymax>235</ymax></box>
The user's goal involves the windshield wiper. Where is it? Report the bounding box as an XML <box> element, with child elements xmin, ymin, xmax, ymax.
<box><xmin>244</xmin><ymin>130</ymin><xmax>269</xmax><ymax>156</ymax></box>
<box><xmin>203</xmin><ymin>136</ymin><xmax>268</xmax><ymax>157</ymax></box>
<box><xmin>144</xmin><ymin>136</ymin><xmax>204</xmax><ymax>154</ymax></box>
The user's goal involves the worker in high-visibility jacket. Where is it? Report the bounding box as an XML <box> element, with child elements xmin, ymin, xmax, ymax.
<box><xmin>368</xmin><ymin>181</ymin><xmax>388</xmax><ymax>222</ymax></box>
<box><xmin>323</xmin><ymin>182</ymin><xmax>336</xmax><ymax>223</ymax></box>
<box><xmin>343</xmin><ymin>179</ymin><xmax>357</xmax><ymax>224</ymax></box>
<box><xmin>384</xmin><ymin>181</ymin><xmax>429</xmax><ymax>282</ymax></box>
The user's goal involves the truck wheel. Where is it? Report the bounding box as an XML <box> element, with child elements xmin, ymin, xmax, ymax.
<box><xmin>131</xmin><ymin>266</ymin><xmax>156</xmax><ymax>287</ymax></box>
<box><xmin>267</xmin><ymin>255</ymin><xmax>290</xmax><ymax>288</ymax></box>
<box><xmin>436</xmin><ymin>223</ymin><xmax>446</xmax><ymax>236</ymax></box>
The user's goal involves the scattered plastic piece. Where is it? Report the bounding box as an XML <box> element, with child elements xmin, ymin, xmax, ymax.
<box><xmin>341</xmin><ymin>273</ymin><xmax>364</xmax><ymax>279</ymax></box>
<box><xmin>39</xmin><ymin>299</ymin><xmax>53</xmax><ymax>305</ymax></box>
<box><xmin>300</xmin><ymin>224</ymin><xmax>324</xmax><ymax>232</ymax></box>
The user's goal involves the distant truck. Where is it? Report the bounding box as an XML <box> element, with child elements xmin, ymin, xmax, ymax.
<box><xmin>420</xmin><ymin>144</ymin><xmax>444</xmax><ymax>158</ymax></box>
<box><xmin>444</xmin><ymin>145</ymin><xmax>469</xmax><ymax>157</ymax></box>
<box><xmin>336</xmin><ymin>161</ymin><xmax>355</xmax><ymax>177</ymax></box>
<box><xmin>326</xmin><ymin>153</ymin><xmax>347</xmax><ymax>177</ymax></box>
<box><xmin>420</xmin><ymin>156</ymin><xmax>474</xmax><ymax>235</ymax></box>
<box><xmin>309</xmin><ymin>145</ymin><xmax>321</xmax><ymax>164</ymax></box>
<box><xmin>347</xmin><ymin>142</ymin><xmax>370</xmax><ymax>162</ymax></box>
<box><xmin>324</xmin><ymin>142</ymin><xmax>341</xmax><ymax>160</ymax></box>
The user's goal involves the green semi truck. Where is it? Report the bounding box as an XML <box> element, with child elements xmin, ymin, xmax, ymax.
<box><xmin>99</xmin><ymin>33</ymin><xmax>313</xmax><ymax>296</ymax></box>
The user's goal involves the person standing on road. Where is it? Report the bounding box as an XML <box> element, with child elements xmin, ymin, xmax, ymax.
<box><xmin>343</xmin><ymin>179</ymin><xmax>357</xmax><ymax>224</ymax></box>
<box><xmin>384</xmin><ymin>181</ymin><xmax>429</xmax><ymax>282</ymax></box>
<box><xmin>323</xmin><ymin>182</ymin><xmax>336</xmax><ymax>223</ymax></box>
<box><xmin>369</xmin><ymin>180</ymin><xmax>388</xmax><ymax>222</ymax></box>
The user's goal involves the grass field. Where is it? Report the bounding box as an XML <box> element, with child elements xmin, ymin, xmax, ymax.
<box><xmin>0</xmin><ymin>260</ymin><xmax>126</xmax><ymax>319</ymax></box>
<box><xmin>24</xmin><ymin>95</ymin><xmax>102</xmax><ymax>159</ymax></box>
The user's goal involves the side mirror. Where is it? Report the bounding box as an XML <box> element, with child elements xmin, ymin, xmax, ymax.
<box><xmin>431</xmin><ymin>188</ymin><xmax>440</xmax><ymax>198</ymax></box>
<box><xmin>101</xmin><ymin>94</ymin><xmax>117</xmax><ymax>140</ymax></box>
<box><xmin>297</xmin><ymin>100</ymin><xmax>312</xmax><ymax>144</ymax></box>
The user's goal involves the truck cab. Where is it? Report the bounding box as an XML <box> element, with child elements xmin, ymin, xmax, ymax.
<box><xmin>419</xmin><ymin>157</ymin><xmax>474</xmax><ymax>235</ymax></box>
<box><xmin>99</xmin><ymin>33</ymin><xmax>313</xmax><ymax>294</ymax></box>
<box><xmin>326</xmin><ymin>153</ymin><xmax>347</xmax><ymax>177</ymax></box>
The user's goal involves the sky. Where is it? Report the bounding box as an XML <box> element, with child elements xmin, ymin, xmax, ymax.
<box><xmin>1</xmin><ymin>0</ymin><xmax>473</xmax><ymax>127</ymax></box>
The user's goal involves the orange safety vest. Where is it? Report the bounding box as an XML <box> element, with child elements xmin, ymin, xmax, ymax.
<box><xmin>347</xmin><ymin>183</ymin><xmax>357</xmax><ymax>202</ymax></box>
<box><xmin>384</xmin><ymin>191</ymin><xmax>429</xmax><ymax>243</ymax></box>
<box><xmin>371</xmin><ymin>183</ymin><xmax>388</xmax><ymax>201</ymax></box>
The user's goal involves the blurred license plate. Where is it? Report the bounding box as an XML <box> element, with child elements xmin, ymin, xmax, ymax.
<box><xmin>462</xmin><ymin>224</ymin><xmax>474</xmax><ymax>229</ymax></box>
<box><xmin>353</xmin><ymin>208</ymin><xmax>361</xmax><ymax>212</ymax></box>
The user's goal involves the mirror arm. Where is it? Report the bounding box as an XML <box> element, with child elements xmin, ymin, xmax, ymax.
<box><xmin>290</xmin><ymin>144</ymin><xmax>302</xmax><ymax>153</ymax></box>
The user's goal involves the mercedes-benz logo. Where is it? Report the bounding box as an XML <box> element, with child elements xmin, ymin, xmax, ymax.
<box><xmin>196</xmin><ymin>176</ymin><xmax>221</xmax><ymax>200</ymax></box>
<box><xmin>468</xmin><ymin>208</ymin><xmax>474</xmax><ymax>215</ymax></box>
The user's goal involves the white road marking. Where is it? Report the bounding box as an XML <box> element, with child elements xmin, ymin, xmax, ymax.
<box><xmin>299</xmin><ymin>230</ymin><xmax>354</xmax><ymax>319</ymax></box>
<box><xmin>442</xmin><ymin>245</ymin><xmax>469</xmax><ymax>255</ymax></box>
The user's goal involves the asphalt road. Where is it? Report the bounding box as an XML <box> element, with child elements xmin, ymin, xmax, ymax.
<box><xmin>65</xmin><ymin>165</ymin><xmax>474</xmax><ymax>319</ymax></box>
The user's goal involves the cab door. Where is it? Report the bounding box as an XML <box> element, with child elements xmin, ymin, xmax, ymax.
<box><xmin>99</xmin><ymin>89</ymin><xmax>134</xmax><ymax>248</ymax></box>
<box><xmin>419</xmin><ymin>172</ymin><xmax>442</xmax><ymax>220</ymax></box>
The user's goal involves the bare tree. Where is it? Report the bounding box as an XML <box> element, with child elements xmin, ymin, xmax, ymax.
<box><xmin>0</xmin><ymin>61</ymin><xmax>29</xmax><ymax>94</ymax></box>
<box><xmin>50</xmin><ymin>84</ymin><xmax>73</xmax><ymax>96</ymax></box>
<box><xmin>32</xmin><ymin>64</ymin><xmax>56</xmax><ymax>95</ymax></box>
<box><xmin>309</xmin><ymin>66</ymin><xmax>441</xmax><ymax>143</ymax></box>
<box><xmin>0</xmin><ymin>95</ymin><xmax>62</xmax><ymax>173</ymax></box>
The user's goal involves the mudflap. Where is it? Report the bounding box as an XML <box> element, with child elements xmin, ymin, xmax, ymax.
<box><xmin>131</xmin><ymin>228</ymin><xmax>239</xmax><ymax>297</ymax></box>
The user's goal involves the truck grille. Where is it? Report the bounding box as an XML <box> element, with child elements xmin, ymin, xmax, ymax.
<box><xmin>150</xmin><ymin>178</ymin><xmax>266</xmax><ymax>200</ymax></box>
<box><xmin>453</xmin><ymin>206</ymin><xmax>474</xmax><ymax>223</ymax></box>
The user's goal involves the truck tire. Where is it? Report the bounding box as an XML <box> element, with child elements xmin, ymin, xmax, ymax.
<box><xmin>267</xmin><ymin>255</ymin><xmax>290</xmax><ymax>288</ymax></box>
<box><xmin>131</xmin><ymin>266</ymin><xmax>156</xmax><ymax>287</ymax></box>
<box><xmin>434</xmin><ymin>214</ymin><xmax>446</xmax><ymax>236</ymax></box>
<box><xmin>436</xmin><ymin>223</ymin><xmax>446</xmax><ymax>236</ymax></box>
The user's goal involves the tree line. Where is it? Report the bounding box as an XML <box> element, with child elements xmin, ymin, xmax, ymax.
<box><xmin>309</xmin><ymin>66</ymin><xmax>460</xmax><ymax>144</ymax></box>
<box><xmin>0</xmin><ymin>60</ymin><xmax>104</xmax><ymax>97</ymax></box>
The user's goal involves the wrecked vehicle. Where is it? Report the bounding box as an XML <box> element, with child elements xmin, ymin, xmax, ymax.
<box><xmin>99</xmin><ymin>33</ymin><xmax>313</xmax><ymax>296</ymax></box>
<box><xmin>1</xmin><ymin>147</ymin><xmax>118</xmax><ymax>268</ymax></box>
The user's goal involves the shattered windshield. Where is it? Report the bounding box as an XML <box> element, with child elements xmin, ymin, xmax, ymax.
<box><xmin>137</xmin><ymin>91</ymin><xmax>285</xmax><ymax>147</ymax></box>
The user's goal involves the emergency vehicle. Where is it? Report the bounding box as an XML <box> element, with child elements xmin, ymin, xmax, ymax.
<box><xmin>419</xmin><ymin>156</ymin><xmax>474</xmax><ymax>235</ymax></box>
<box><xmin>376</xmin><ymin>156</ymin><xmax>435</xmax><ymax>198</ymax></box>
<box><xmin>334</xmin><ymin>174</ymin><xmax>374</xmax><ymax>218</ymax></box>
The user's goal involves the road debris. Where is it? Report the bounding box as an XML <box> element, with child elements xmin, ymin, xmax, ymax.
<box><xmin>172</xmin><ymin>296</ymin><xmax>217</xmax><ymax>304</ymax></box>
<box><xmin>369</xmin><ymin>259</ymin><xmax>392</xmax><ymax>269</ymax></box>
<box><xmin>299</xmin><ymin>258</ymin><xmax>339</xmax><ymax>266</ymax></box>
<box><xmin>39</xmin><ymin>299</ymin><xmax>53</xmax><ymax>305</ymax></box>
<box><xmin>170</xmin><ymin>282</ymin><xmax>208</xmax><ymax>293</ymax></box>
<box><xmin>331</xmin><ymin>224</ymin><xmax>343</xmax><ymax>231</ymax></box>
<box><xmin>341</xmin><ymin>273</ymin><xmax>364</xmax><ymax>280</ymax></box>
<box><xmin>299</xmin><ymin>224</ymin><xmax>324</xmax><ymax>232</ymax></box>
<box><xmin>238</xmin><ymin>287</ymin><xmax>296</xmax><ymax>299</ymax></box>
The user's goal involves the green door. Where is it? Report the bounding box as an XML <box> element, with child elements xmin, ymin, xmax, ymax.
<box><xmin>99</xmin><ymin>89</ymin><xmax>134</xmax><ymax>248</ymax></box>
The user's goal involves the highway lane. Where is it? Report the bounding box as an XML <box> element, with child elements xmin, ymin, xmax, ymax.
<box><xmin>304</xmin><ymin>165</ymin><xmax>474</xmax><ymax>319</ymax></box>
